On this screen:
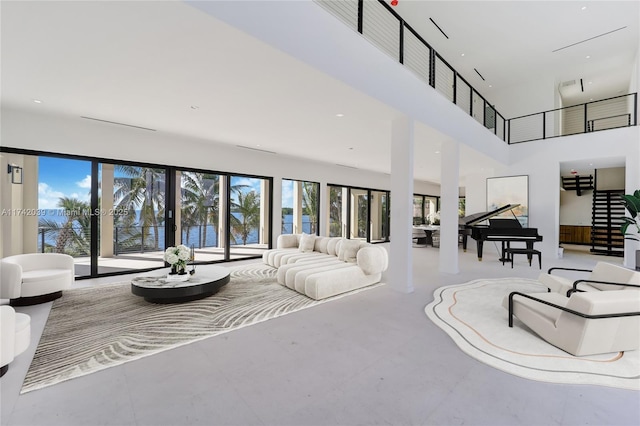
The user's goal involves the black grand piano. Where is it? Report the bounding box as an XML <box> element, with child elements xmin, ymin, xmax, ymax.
<box><xmin>459</xmin><ymin>204</ymin><xmax>543</xmax><ymax>261</ymax></box>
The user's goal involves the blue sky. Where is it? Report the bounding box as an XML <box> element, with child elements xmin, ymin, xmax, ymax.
<box><xmin>38</xmin><ymin>157</ymin><xmax>292</xmax><ymax>209</ymax></box>
<box><xmin>38</xmin><ymin>157</ymin><xmax>91</xmax><ymax>209</ymax></box>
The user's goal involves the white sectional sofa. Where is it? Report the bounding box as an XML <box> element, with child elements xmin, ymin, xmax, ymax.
<box><xmin>262</xmin><ymin>233</ymin><xmax>388</xmax><ymax>300</ymax></box>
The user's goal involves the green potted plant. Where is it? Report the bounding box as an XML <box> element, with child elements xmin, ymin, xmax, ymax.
<box><xmin>621</xmin><ymin>190</ymin><xmax>640</xmax><ymax>239</ymax></box>
<box><xmin>620</xmin><ymin>190</ymin><xmax>640</xmax><ymax>270</ymax></box>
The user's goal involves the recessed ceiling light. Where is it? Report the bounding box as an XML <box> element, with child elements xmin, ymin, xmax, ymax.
<box><xmin>33</xmin><ymin>99</ymin><xmax>42</xmax><ymax>104</ymax></box>
<box><xmin>589</xmin><ymin>163</ymin><xmax>593</xmax><ymax>166</ymax></box>
<box><xmin>336</xmin><ymin>113</ymin><xmax>344</xmax><ymax>117</ymax></box>
<box><xmin>489</xmin><ymin>85</ymin><xmax>493</xmax><ymax>88</ymax></box>
<box><xmin>461</xmin><ymin>53</ymin><xmax>465</xmax><ymax>57</ymax></box>
<box><xmin>589</xmin><ymin>98</ymin><xmax>593</xmax><ymax>101</ymax></box>
<box><xmin>586</xmin><ymin>55</ymin><xmax>591</xmax><ymax>59</ymax></box>
<box><xmin>581</xmin><ymin>6</ymin><xmax>587</xmax><ymax>10</ymax></box>
<box><xmin>588</xmin><ymin>81</ymin><xmax>593</xmax><ymax>84</ymax></box>
<box><xmin>435</xmin><ymin>150</ymin><xmax>440</xmax><ymax>154</ymax></box>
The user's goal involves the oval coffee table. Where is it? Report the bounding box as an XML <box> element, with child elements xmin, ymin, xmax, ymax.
<box><xmin>131</xmin><ymin>266</ymin><xmax>230</xmax><ymax>303</ymax></box>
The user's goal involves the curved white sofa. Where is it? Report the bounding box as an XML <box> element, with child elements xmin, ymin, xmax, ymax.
<box><xmin>0</xmin><ymin>305</ymin><xmax>31</xmax><ymax>377</ymax></box>
<box><xmin>263</xmin><ymin>234</ymin><xmax>388</xmax><ymax>300</ymax></box>
<box><xmin>1</xmin><ymin>253</ymin><xmax>74</xmax><ymax>306</ymax></box>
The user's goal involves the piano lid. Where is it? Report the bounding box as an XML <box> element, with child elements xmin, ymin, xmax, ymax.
<box><xmin>459</xmin><ymin>204</ymin><xmax>521</xmax><ymax>226</ymax></box>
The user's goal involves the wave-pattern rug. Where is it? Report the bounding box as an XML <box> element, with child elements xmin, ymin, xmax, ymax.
<box><xmin>425</xmin><ymin>278</ymin><xmax>640</xmax><ymax>390</ymax></box>
<box><xmin>22</xmin><ymin>264</ymin><xmax>380</xmax><ymax>394</ymax></box>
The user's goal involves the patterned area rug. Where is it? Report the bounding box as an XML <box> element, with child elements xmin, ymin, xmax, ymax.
<box><xmin>22</xmin><ymin>264</ymin><xmax>380</xmax><ymax>394</ymax></box>
<box><xmin>425</xmin><ymin>278</ymin><xmax>640</xmax><ymax>391</ymax></box>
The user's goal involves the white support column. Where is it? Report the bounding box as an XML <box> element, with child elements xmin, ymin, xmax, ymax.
<box><xmin>319</xmin><ymin>182</ymin><xmax>328</xmax><ymax>236</ymax></box>
<box><xmin>293</xmin><ymin>181</ymin><xmax>303</xmax><ymax>234</ymax></box>
<box><xmin>439</xmin><ymin>139</ymin><xmax>460</xmax><ymax>274</ymax></box>
<box><xmin>218</xmin><ymin>176</ymin><xmax>228</xmax><ymax>249</ymax></box>
<box><xmin>100</xmin><ymin>164</ymin><xmax>115</xmax><ymax>257</ymax></box>
<box><xmin>341</xmin><ymin>187</ymin><xmax>349</xmax><ymax>238</ymax></box>
<box><xmin>22</xmin><ymin>155</ymin><xmax>38</xmax><ymax>253</ymax></box>
<box><xmin>174</xmin><ymin>171</ymin><xmax>182</xmax><ymax>245</ymax></box>
<box><xmin>260</xmin><ymin>180</ymin><xmax>270</xmax><ymax>244</ymax></box>
<box><xmin>272</xmin><ymin>176</ymin><xmax>282</xmax><ymax>243</ymax></box>
<box><xmin>389</xmin><ymin>115</ymin><xmax>414</xmax><ymax>293</ymax></box>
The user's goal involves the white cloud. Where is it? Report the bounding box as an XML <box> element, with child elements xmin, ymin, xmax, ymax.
<box><xmin>38</xmin><ymin>182</ymin><xmax>65</xmax><ymax>209</ymax></box>
<box><xmin>76</xmin><ymin>175</ymin><xmax>91</xmax><ymax>189</ymax></box>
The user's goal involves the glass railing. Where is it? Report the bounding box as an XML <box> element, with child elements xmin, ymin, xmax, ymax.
<box><xmin>508</xmin><ymin>93</ymin><xmax>638</xmax><ymax>144</ymax></box>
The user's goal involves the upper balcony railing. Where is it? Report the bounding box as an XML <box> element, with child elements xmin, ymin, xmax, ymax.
<box><xmin>314</xmin><ymin>1</ymin><xmax>638</xmax><ymax>144</ymax></box>
<box><xmin>507</xmin><ymin>93</ymin><xmax>638</xmax><ymax>144</ymax></box>
<box><xmin>315</xmin><ymin>0</ymin><xmax>506</xmax><ymax>140</ymax></box>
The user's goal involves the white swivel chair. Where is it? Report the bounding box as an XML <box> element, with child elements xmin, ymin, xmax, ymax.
<box><xmin>1</xmin><ymin>253</ymin><xmax>74</xmax><ymax>306</ymax></box>
<box><xmin>0</xmin><ymin>305</ymin><xmax>31</xmax><ymax>377</ymax></box>
<box><xmin>539</xmin><ymin>261</ymin><xmax>640</xmax><ymax>296</ymax></box>
<box><xmin>505</xmin><ymin>289</ymin><xmax>640</xmax><ymax>356</ymax></box>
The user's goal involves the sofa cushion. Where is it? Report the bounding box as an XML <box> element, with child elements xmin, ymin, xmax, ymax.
<box><xmin>314</xmin><ymin>237</ymin><xmax>330</xmax><ymax>254</ymax></box>
<box><xmin>327</xmin><ymin>238</ymin><xmax>341</xmax><ymax>256</ymax></box>
<box><xmin>338</xmin><ymin>239</ymin><xmax>361</xmax><ymax>263</ymax></box>
<box><xmin>298</xmin><ymin>233</ymin><xmax>317</xmax><ymax>253</ymax></box>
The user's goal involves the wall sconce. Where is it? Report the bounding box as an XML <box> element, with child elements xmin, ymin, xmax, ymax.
<box><xmin>8</xmin><ymin>164</ymin><xmax>23</xmax><ymax>184</ymax></box>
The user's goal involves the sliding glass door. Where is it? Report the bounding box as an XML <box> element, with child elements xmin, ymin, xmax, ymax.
<box><xmin>5</xmin><ymin>147</ymin><xmax>273</xmax><ymax>279</ymax></box>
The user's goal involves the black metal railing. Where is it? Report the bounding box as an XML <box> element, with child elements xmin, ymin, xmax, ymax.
<box><xmin>281</xmin><ymin>220</ymin><xmax>317</xmax><ymax>235</ymax></box>
<box><xmin>316</xmin><ymin>1</ymin><xmax>637</xmax><ymax>145</ymax></box>
<box><xmin>38</xmin><ymin>223</ymin><xmax>262</xmax><ymax>256</ymax></box>
<box><xmin>315</xmin><ymin>0</ymin><xmax>507</xmax><ymax>141</ymax></box>
<box><xmin>508</xmin><ymin>93</ymin><xmax>638</xmax><ymax>144</ymax></box>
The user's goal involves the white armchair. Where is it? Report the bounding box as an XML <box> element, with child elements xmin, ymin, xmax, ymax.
<box><xmin>0</xmin><ymin>306</ymin><xmax>31</xmax><ymax>377</ymax></box>
<box><xmin>505</xmin><ymin>289</ymin><xmax>640</xmax><ymax>356</ymax></box>
<box><xmin>539</xmin><ymin>262</ymin><xmax>640</xmax><ymax>296</ymax></box>
<box><xmin>1</xmin><ymin>253</ymin><xmax>74</xmax><ymax>306</ymax></box>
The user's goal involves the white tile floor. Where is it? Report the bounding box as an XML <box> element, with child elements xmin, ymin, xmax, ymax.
<box><xmin>1</xmin><ymin>245</ymin><xmax>639</xmax><ymax>426</ymax></box>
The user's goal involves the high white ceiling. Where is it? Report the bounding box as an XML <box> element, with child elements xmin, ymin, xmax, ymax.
<box><xmin>1</xmin><ymin>1</ymin><xmax>637</xmax><ymax>184</ymax></box>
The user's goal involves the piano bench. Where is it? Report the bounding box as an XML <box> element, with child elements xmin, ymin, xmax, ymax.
<box><xmin>503</xmin><ymin>248</ymin><xmax>542</xmax><ymax>269</ymax></box>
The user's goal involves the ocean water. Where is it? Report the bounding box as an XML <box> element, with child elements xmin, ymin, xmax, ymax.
<box><xmin>37</xmin><ymin>211</ymin><xmax>313</xmax><ymax>252</ymax></box>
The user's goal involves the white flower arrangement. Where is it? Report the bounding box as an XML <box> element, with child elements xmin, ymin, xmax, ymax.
<box><xmin>164</xmin><ymin>245</ymin><xmax>191</xmax><ymax>271</ymax></box>
<box><xmin>427</xmin><ymin>211</ymin><xmax>441</xmax><ymax>225</ymax></box>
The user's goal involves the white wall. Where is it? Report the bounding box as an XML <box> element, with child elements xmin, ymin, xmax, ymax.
<box><xmin>508</xmin><ymin>126</ymin><xmax>639</xmax><ymax>268</ymax></box>
<box><xmin>1</xmin><ymin>107</ymin><xmax>440</xmax><ymax>247</ymax></box>
<box><xmin>490</xmin><ymin>75</ymin><xmax>559</xmax><ymax>120</ymax></box>
<box><xmin>559</xmin><ymin>190</ymin><xmax>593</xmax><ymax>226</ymax></box>
<box><xmin>190</xmin><ymin>1</ymin><xmax>509</xmax><ymax>167</ymax></box>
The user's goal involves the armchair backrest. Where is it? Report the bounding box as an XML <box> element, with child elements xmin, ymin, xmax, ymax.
<box><xmin>0</xmin><ymin>260</ymin><xmax>22</xmax><ymax>299</ymax></box>
<box><xmin>556</xmin><ymin>290</ymin><xmax>640</xmax><ymax>356</ymax></box>
<box><xmin>2</xmin><ymin>253</ymin><xmax>74</xmax><ymax>273</ymax></box>
<box><xmin>589</xmin><ymin>262</ymin><xmax>640</xmax><ymax>290</ymax></box>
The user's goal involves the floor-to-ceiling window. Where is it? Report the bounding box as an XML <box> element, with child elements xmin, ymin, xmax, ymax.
<box><xmin>370</xmin><ymin>190</ymin><xmax>389</xmax><ymax>243</ymax></box>
<box><xmin>37</xmin><ymin>156</ymin><xmax>93</xmax><ymax>277</ymax></box>
<box><xmin>413</xmin><ymin>194</ymin><xmax>439</xmax><ymax>225</ymax></box>
<box><xmin>350</xmin><ymin>188</ymin><xmax>368</xmax><ymax>240</ymax></box>
<box><xmin>97</xmin><ymin>162</ymin><xmax>169</xmax><ymax>275</ymax></box>
<box><xmin>178</xmin><ymin>170</ymin><xmax>223</xmax><ymax>263</ymax></box>
<box><xmin>328</xmin><ymin>185</ymin><xmax>346</xmax><ymax>237</ymax></box>
<box><xmin>6</xmin><ymin>148</ymin><xmax>272</xmax><ymax>279</ymax></box>
<box><xmin>282</xmin><ymin>179</ymin><xmax>319</xmax><ymax>235</ymax></box>
<box><xmin>328</xmin><ymin>184</ymin><xmax>389</xmax><ymax>243</ymax></box>
<box><xmin>228</xmin><ymin>175</ymin><xmax>270</xmax><ymax>260</ymax></box>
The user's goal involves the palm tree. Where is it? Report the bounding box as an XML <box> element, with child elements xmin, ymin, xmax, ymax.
<box><xmin>301</xmin><ymin>182</ymin><xmax>319</xmax><ymax>234</ymax></box>
<box><xmin>38</xmin><ymin>197</ymin><xmax>90</xmax><ymax>255</ymax></box>
<box><xmin>231</xmin><ymin>190</ymin><xmax>261</xmax><ymax>245</ymax></box>
<box><xmin>113</xmin><ymin>165</ymin><xmax>165</xmax><ymax>250</ymax></box>
<box><xmin>181</xmin><ymin>172</ymin><xmax>220</xmax><ymax>247</ymax></box>
<box><xmin>329</xmin><ymin>187</ymin><xmax>343</xmax><ymax>237</ymax></box>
